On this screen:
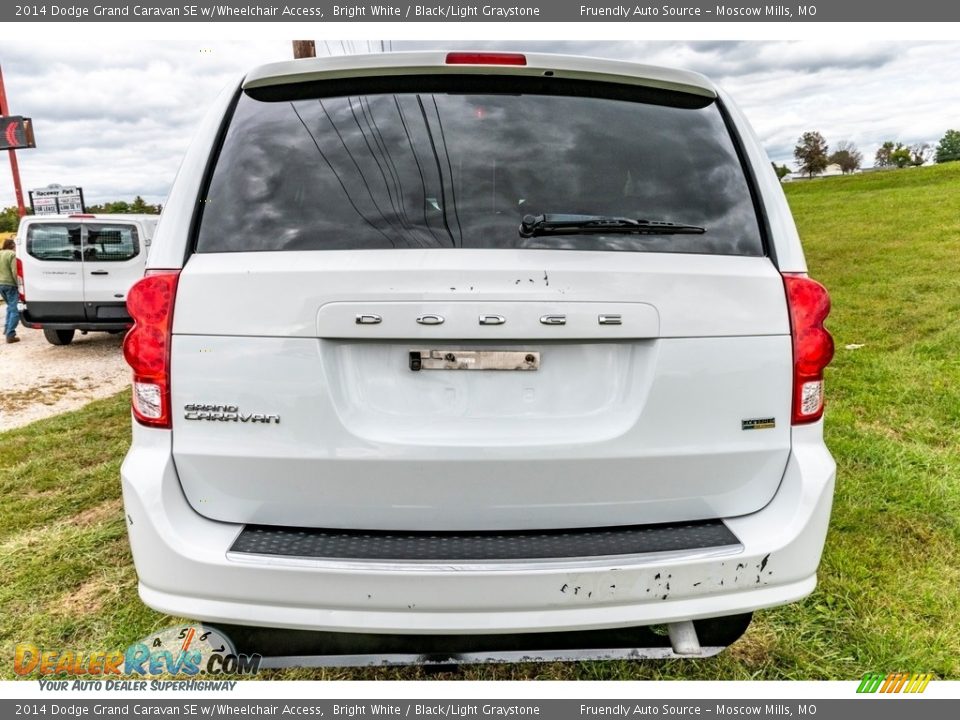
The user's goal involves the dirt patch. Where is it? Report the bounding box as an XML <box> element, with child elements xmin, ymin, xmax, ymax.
<box><xmin>726</xmin><ymin>624</ymin><xmax>778</xmax><ymax>668</ymax></box>
<box><xmin>1</xmin><ymin>378</ymin><xmax>81</xmax><ymax>413</ymax></box>
<box><xmin>22</xmin><ymin>487</ymin><xmax>63</xmax><ymax>500</ymax></box>
<box><xmin>70</xmin><ymin>498</ymin><xmax>124</xmax><ymax>528</ymax></box>
<box><xmin>0</xmin><ymin>498</ymin><xmax>125</xmax><ymax>556</ymax></box>
<box><xmin>49</xmin><ymin>540</ymin><xmax>135</xmax><ymax>617</ymax></box>
<box><xmin>56</xmin><ymin>574</ymin><xmax>115</xmax><ymax>616</ymax></box>
<box><xmin>0</xmin><ymin>324</ymin><xmax>129</xmax><ymax>431</ymax></box>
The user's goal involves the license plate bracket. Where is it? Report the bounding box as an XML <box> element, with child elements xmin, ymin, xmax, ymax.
<box><xmin>409</xmin><ymin>349</ymin><xmax>540</xmax><ymax>371</ymax></box>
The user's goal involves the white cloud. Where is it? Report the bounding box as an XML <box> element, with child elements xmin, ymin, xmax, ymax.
<box><xmin>1</xmin><ymin>40</ymin><xmax>958</xmax><ymax>207</ymax></box>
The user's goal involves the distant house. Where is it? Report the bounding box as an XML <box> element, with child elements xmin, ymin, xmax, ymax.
<box><xmin>781</xmin><ymin>163</ymin><xmax>853</xmax><ymax>182</ymax></box>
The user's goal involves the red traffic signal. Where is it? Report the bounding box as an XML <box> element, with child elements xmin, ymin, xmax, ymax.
<box><xmin>0</xmin><ymin>116</ymin><xmax>36</xmax><ymax>150</ymax></box>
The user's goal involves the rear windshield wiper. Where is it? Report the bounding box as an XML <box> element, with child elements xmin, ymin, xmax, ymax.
<box><xmin>519</xmin><ymin>214</ymin><xmax>706</xmax><ymax>238</ymax></box>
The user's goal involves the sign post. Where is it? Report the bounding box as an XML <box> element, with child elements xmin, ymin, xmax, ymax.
<box><xmin>0</xmin><ymin>64</ymin><xmax>31</xmax><ymax>217</ymax></box>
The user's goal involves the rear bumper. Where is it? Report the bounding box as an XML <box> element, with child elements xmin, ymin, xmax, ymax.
<box><xmin>21</xmin><ymin>301</ymin><xmax>132</xmax><ymax>331</ymax></box>
<box><xmin>120</xmin><ymin>423</ymin><xmax>834</xmax><ymax>634</ymax></box>
<box><xmin>22</xmin><ymin>319</ymin><xmax>131</xmax><ymax>331</ymax></box>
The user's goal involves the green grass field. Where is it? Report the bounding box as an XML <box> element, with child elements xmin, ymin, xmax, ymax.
<box><xmin>2</xmin><ymin>163</ymin><xmax>960</xmax><ymax>681</ymax></box>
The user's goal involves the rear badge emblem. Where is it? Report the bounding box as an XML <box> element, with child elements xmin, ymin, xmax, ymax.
<box><xmin>742</xmin><ymin>418</ymin><xmax>776</xmax><ymax>430</ymax></box>
<box><xmin>417</xmin><ymin>314</ymin><xmax>445</xmax><ymax>325</ymax></box>
<box><xmin>184</xmin><ymin>404</ymin><xmax>280</xmax><ymax>424</ymax></box>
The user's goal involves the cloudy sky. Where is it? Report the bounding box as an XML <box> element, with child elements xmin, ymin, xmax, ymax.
<box><xmin>1</xmin><ymin>39</ymin><xmax>958</xmax><ymax>207</ymax></box>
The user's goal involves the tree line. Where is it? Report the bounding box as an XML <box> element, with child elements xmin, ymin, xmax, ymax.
<box><xmin>787</xmin><ymin>128</ymin><xmax>960</xmax><ymax>178</ymax></box>
<box><xmin>0</xmin><ymin>195</ymin><xmax>161</xmax><ymax>233</ymax></box>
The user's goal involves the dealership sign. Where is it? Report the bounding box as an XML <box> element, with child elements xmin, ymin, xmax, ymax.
<box><xmin>28</xmin><ymin>184</ymin><xmax>86</xmax><ymax>215</ymax></box>
<box><xmin>0</xmin><ymin>115</ymin><xmax>36</xmax><ymax>150</ymax></box>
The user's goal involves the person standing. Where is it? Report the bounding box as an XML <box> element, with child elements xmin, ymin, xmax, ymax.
<box><xmin>0</xmin><ymin>238</ymin><xmax>20</xmax><ymax>344</ymax></box>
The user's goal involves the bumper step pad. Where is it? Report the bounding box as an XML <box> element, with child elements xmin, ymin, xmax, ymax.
<box><xmin>230</xmin><ymin>519</ymin><xmax>740</xmax><ymax>562</ymax></box>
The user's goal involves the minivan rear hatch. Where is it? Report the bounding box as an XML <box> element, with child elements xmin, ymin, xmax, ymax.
<box><xmin>170</xmin><ymin>63</ymin><xmax>791</xmax><ymax>531</ymax></box>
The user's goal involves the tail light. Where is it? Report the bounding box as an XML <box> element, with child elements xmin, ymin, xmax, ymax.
<box><xmin>15</xmin><ymin>257</ymin><xmax>25</xmax><ymax>301</ymax></box>
<box><xmin>445</xmin><ymin>52</ymin><xmax>527</xmax><ymax>66</ymax></box>
<box><xmin>122</xmin><ymin>269</ymin><xmax>180</xmax><ymax>428</ymax></box>
<box><xmin>783</xmin><ymin>273</ymin><xmax>834</xmax><ymax>424</ymax></box>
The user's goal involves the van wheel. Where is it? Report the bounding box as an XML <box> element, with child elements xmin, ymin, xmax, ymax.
<box><xmin>43</xmin><ymin>328</ymin><xmax>75</xmax><ymax>346</ymax></box>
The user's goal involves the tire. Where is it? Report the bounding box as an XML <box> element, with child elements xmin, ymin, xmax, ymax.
<box><xmin>43</xmin><ymin>328</ymin><xmax>75</xmax><ymax>346</ymax></box>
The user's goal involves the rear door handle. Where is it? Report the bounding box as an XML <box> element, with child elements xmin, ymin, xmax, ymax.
<box><xmin>90</xmin><ymin>270</ymin><xmax>109</xmax><ymax>275</ymax></box>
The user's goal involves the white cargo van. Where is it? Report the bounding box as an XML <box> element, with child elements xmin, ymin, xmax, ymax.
<box><xmin>121</xmin><ymin>52</ymin><xmax>835</xmax><ymax>663</ymax></box>
<box><xmin>15</xmin><ymin>213</ymin><xmax>158</xmax><ymax>344</ymax></box>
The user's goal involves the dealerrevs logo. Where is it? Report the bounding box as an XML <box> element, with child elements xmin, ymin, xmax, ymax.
<box><xmin>857</xmin><ymin>672</ymin><xmax>934</xmax><ymax>694</ymax></box>
<box><xmin>15</xmin><ymin>624</ymin><xmax>260</xmax><ymax>677</ymax></box>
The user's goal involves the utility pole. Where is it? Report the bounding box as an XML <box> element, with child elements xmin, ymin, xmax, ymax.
<box><xmin>0</xmin><ymin>64</ymin><xmax>27</xmax><ymax>217</ymax></box>
<box><xmin>292</xmin><ymin>41</ymin><xmax>316</xmax><ymax>59</ymax></box>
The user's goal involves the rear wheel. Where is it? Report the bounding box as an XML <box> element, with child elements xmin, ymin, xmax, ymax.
<box><xmin>43</xmin><ymin>328</ymin><xmax>75</xmax><ymax>346</ymax></box>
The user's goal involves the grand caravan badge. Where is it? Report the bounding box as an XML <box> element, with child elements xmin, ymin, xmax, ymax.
<box><xmin>184</xmin><ymin>404</ymin><xmax>280</xmax><ymax>424</ymax></box>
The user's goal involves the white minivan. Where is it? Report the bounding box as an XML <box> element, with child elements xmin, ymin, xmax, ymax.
<box><xmin>16</xmin><ymin>213</ymin><xmax>158</xmax><ymax>345</ymax></box>
<box><xmin>121</xmin><ymin>52</ymin><xmax>835</xmax><ymax>663</ymax></box>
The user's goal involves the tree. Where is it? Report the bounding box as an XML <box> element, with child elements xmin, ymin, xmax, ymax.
<box><xmin>910</xmin><ymin>143</ymin><xmax>930</xmax><ymax>167</ymax></box>
<box><xmin>891</xmin><ymin>145</ymin><xmax>912</xmax><ymax>168</ymax></box>
<box><xmin>85</xmin><ymin>198</ymin><xmax>161</xmax><ymax>215</ymax></box>
<box><xmin>875</xmin><ymin>141</ymin><xmax>912</xmax><ymax>169</ymax></box>
<box><xmin>0</xmin><ymin>206</ymin><xmax>25</xmax><ymax>233</ymax></box>
<box><xmin>874</xmin><ymin>141</ymin><xmax>896</xmax><ymax>167</ymax></box>
<box><xmin>935</xmin><ymin>129</ymin><xmax>960</xmax><ymax>163</ymax></box>
<box><xmin>828</xmin><ymin>141</ymin><xmax>862</xmax><ymax>174</ymax></box>
<box><xmin>794</xmin><ymin>131</ymin><xmax>829</xmax><ymax>178</ymax></box>
<box><xmin>771</xmin><ymin>162</ymin><xmax>791</xmax><ymax>180</ymax></box>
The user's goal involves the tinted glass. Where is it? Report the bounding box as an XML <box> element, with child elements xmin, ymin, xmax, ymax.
<box><xmin>26</xmin><ymin>224</ymin><xmax>82</xmax><ymax>262</ymax></box>
<box><xmin>197</xmin><ymin>78</ymin><xmax>763</xmax><ymax>256</ymax></box>
<box><xmin>84</xmin><ymin>224</ymin><xmax>139</xmax><ymax>262</ymax></box>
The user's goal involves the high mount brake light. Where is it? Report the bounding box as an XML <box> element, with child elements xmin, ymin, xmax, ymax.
<box><xmin>445</xmin><ymin>52</ymin><xmax>528</xmax><ymax>66</ymax></box>
<box><xmin>783</xmin><ymin>273</ymin><xmax>834</xmax><ymax>424</ymax></box>
<box><xmin>123</xmin><ymin>269</ymin><xmax>181</xmax><ymax>428</ymax></box>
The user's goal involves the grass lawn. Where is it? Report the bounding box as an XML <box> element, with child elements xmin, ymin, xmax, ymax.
<box><xmin>2</xmin><ymin>163</ymin><xmax>959</xmax><ymax>681</ymax></box>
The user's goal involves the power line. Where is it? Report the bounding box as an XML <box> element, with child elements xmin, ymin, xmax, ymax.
<box><xmin>318</xmin><ymin>98</ymin><xmax>412</xmax><ymax>246</ymax></box>
<box><xmin>289</xmin><ymin>102</ymin><xmax>396</xmax><ymax>248</ymax></box>
<box><xmin>431</xmin><ymin>95</ymin><xmax>464</xmax><ymax>247</ymax></box>
<box><xmin>346</xmin><ymin>96</ymin><xmax>420</xmax><ymax>246</ymax></box>
<box><xmin>416</xmin><ymin>94</ymin><xmax>456</xmax><ymax>247</ymax></box>
<box><xmin>393</xmin><ymin>95</ymin><xmax>444</xmax><ymax>246</ymax></box>
<box><xmin>360</xmin><ymin>96</ymin><xmax>417</xmax><ymax>237</ymax></box>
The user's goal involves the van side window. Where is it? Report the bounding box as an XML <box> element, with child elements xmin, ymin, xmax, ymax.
<box><xmin>84</xmin><ymin>224</ymin><xmax>140</xmax><ymax>262</ymax></box>
<box><xmin>26</xmin><ymin>224</ymin><xmax>82</xmax><ymax>262</ymax></box>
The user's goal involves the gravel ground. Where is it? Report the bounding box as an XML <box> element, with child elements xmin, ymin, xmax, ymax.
<box><xmin>0</xmin><ymin>321</ymin><xmax>129</xmax><ymax>432</ymax></box>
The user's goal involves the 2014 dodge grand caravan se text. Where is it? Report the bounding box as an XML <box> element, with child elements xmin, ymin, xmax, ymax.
<box><xmin>120</xmin><ymin>52</ymin><xmax>835</xmax><ymax>662</ymax></box>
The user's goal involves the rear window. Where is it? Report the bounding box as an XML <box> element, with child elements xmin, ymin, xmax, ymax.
<box><xmin>26</xmin><ymin>223</ymin><xmax>81</xmax><ymax>262</ymax></box>
<box><xmin>196</xmin><ymin>76</ymin><xmax>763</xmax><ymax>256</ymax></box>
<box><xmin>84</xmin><ymin>224</ymin><xmax>139</xmax><ymax>262</ymax></box>
<box><xmin>26</xmin><ymin>222</ymin><xmax>139</xmax><ymax>262</ymax></box>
